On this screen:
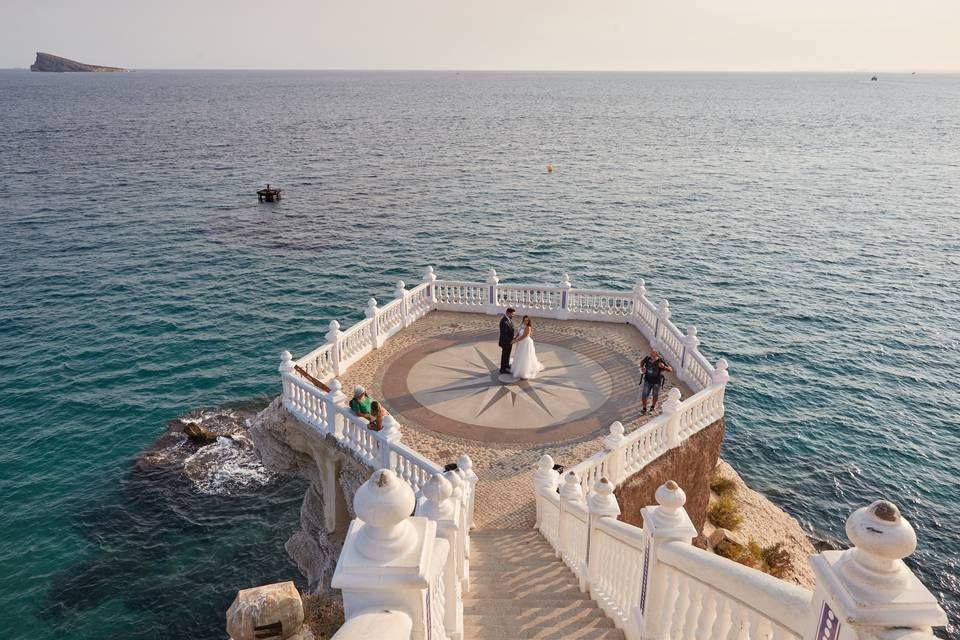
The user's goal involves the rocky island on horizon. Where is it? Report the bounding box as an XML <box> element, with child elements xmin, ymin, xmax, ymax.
<box><xmin>30</xmin><ymin>51</ymin><xmax>127</xmax><ymax>72</ymax></box>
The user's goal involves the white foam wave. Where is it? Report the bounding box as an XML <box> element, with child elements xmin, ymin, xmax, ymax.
<box><xmin>183</xmin><ymin>436</ymin><xmax>273</xmax><ymax>495</ymax></box>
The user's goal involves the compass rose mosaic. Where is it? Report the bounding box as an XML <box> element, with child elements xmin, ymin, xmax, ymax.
<box><xmin>380</xmin><ymin>330</ymin><xmax>641</xmax><ymax>444</ymax></box>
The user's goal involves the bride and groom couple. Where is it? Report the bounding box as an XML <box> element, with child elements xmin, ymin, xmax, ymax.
<box><xmin>498</xmin><ymin>308</ymin><xmax>544</xmax><ymax>381</ymax></box>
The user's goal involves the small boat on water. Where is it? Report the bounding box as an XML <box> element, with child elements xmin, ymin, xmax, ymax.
<box><xmin>257</xmin><ymin>184</ymin><xmax>282</xmax><ymax>202</ymax></box>
<box><xmin>870</xmin><ymin>76</ymin><xmax>878</xmax><ymax>81</ymax></box>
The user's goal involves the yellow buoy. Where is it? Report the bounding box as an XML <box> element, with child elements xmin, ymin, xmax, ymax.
<box><xmin>546</xmin><ymin>164</ymin><xmax>554</xmax><ymax>173</ymax></box>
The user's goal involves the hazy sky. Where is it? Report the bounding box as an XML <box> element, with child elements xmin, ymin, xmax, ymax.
<box><xmin>2</xmin><ymin>0</ymin><xmax>958</xmax><ymax>71</ymax></box>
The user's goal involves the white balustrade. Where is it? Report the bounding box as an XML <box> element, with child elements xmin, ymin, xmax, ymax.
<box><xmin>588</xmin><ymin>517</ymin><xmax>648</xmax><ymax>632</ymax></box>
<box><xmin>496</xmin><ymin>283</ymin><xmax>564</xmax><ymax>312</ymax></box>
<box><xmin>567</xmin><ymin>288</ymin><xmax>635</xmax><ymax>319</ymax></box>
<box><xmin>435</xmin><ymin>280</ymin><xmax>488</xmax><ymax>310</ymax></box>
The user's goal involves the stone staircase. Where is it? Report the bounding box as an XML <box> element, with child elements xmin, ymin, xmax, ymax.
<box><xmin>466</xmin><ymin>529</ymin><xmax>625</xmax><ymax>640</ymax></box>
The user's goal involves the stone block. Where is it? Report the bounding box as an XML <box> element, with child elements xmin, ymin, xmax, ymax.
<box><xmin>707</xmin><ymin>526</ymin><xmax>749</xmax><ymax>549</ymax></box>
<box><xmin>227</xmin><ymin>581</ymin><xmax>305</xmax><ymax>640</ymax></box>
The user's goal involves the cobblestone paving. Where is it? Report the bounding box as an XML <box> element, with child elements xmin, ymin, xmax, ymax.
<box><xmin>340</xmin><ymin>311</ymin><xmax>691</xmax><ymax>529</ymax></box>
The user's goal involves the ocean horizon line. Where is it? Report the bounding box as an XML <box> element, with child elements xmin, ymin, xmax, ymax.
<box><xmin>3</xmin><ymin>66</ymin><xmax>960</xmax><ymax>74</ymax></box>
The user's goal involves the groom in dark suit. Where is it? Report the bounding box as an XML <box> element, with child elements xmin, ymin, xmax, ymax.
<box><xmin>499</xmin><ymin>308</ymin><xmax>517</xmax><ymax>374</ymax></box>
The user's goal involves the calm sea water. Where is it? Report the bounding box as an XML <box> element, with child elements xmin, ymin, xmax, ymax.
<box><xmin>0</xmin><ymin>70</ymin><xmax>957</xmax><ymax>639</ymax></box>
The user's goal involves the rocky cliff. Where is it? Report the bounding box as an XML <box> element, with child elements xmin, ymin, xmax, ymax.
<box><xmin>30</xmin><ymin>52</ymin><xmax>127</xmax><ymax>72</ymax></box>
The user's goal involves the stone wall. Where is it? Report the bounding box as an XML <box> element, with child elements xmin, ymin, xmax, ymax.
<box><xmin>250</xmin><ymin>398</ymin><xmax>372</xmax><ymax>592</ymax></box>
<box><xmin>614</xmin><ymin>418</ymin><xmax>725</xmax><ymax>531</ymax></box>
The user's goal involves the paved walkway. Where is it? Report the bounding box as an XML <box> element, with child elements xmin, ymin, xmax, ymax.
<box><xmin>341</xmin><ymin>311</ymin><xmax>690</xmax><ymax>529</ymax></box>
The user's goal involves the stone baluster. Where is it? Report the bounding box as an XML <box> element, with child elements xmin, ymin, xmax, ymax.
<box><xmin>662</xmin><ymin>387</ymin><xmax>683</xmax><ymax>448</ymax></box>
<box><xmin>558</xmin><ymin>471</ymin><xmax>586</xmax><ymax>561</ymax></box>
<box><xmin>558</xmin><ymin>273</ymin><xmax>572</xmax><ymax>320</ymax></box>
<box><xmin>332</xmin><ymin>469</ymin><xmax>450</xmax><ymax>640</ymax></box>
<box><xmin>423</xmin><ymin>266</ymin><xmax>438</xmax><ymax>305</ymax></box>
<box><xmin>365</xmin><ymin>298</ymin><xmax>382</xmax><ymax>349</ymax></box>
<box><xmin>533</xmin><ymin>454</ymin><xmax>561</xmax><ymax>531</ymax></box>
<box><xmin>711</xmin><ymin>357</ymin><xmax>730</xmax><ymax>388</ymax></box>
<box><xmin>327</xmin><ymin>379</ymin><xmax>346</xmax><ymax>437</ymax></box>
<box><xmin>603</xmin><ymin>421</ymin><xmax>626</xmax><ymax>485</ymax></box>
<box><xmin>394</xmin><ymin>280</ymin><xmax>410</xmax><ymax>328</ymax></box>
<box><xmin>378</xmin><ymin>415</ymin><xmax>402</xmax><ymax>470</ymax></box>
<box><xmin>636</xmin><ymin>480</ymin><xmax>698</xmax><ymax>639</ymax></box>
<box><xmin>586</xmin><ymin>477</ymin><xmax>621</xmax><ymax>592</ymax></box>
<box><xmin>326</xmin><ymin>320</ymin><xmax>344</xmax><ymax>377</ymax></box>
<box><xmin>680</xmin><ymin>325</ymin><xmax>699</xmax><ymax>383</ymax></box>
<box><xmin>805</xmin><ymin>500</ymin><xmax>947</xmax><ymax>640</ymax></box>
<box><xmin>279</xmin><ymin>350</ymin><xmax>295</xmax><ymax>401</ymax></box>
<box><xmin>458</xmin><ymin>454</ymin><xmax>478</xmax><ymax>531</ymax></box>
<box><xmin>444</xmin><ymin>468</ymin><xmax>470</xmax><ymax>592</ymax></box>
<box><xmin>416</xmin><ymin>473</ymin><xmax>464</xmax><ymax>639</ymax></box>
<box><xmin>653</xmin><ymin>299</ymin><xmax>670</xmax><ymax>350</ymax></box>
<box><xmin>486</xmin><ymin>269</ymin><xmax>499</xmax><ymax>314</ymax></box>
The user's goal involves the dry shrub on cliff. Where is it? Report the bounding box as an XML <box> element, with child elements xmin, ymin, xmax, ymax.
<box><xmin>715</xmin><ymin>540</ymin><xmax>795</xmax><ymax>579</ymax></box>
<box><xmin>709</xmin><ymin>468</ymin><xmax>737</xmax><ymax>497</ymax></box>
<box><xmin>708</xmin><ymin>495</ymin><xmax>743</xmax><ymax>530</ymax></box>
<box><xmin>302</xmin><ymin>591</ymin><xmax>345</xmax><ymax>639</ymax></box>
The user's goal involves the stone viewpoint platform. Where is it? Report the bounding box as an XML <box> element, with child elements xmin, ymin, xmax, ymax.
<box><xmin>241</xmin><ymin>269</ymin><xmax>947</xmax><ymax>640</ymax></box>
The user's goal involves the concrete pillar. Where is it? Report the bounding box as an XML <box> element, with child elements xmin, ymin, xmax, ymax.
<box><xmin>558</xmin><ymin>273</ymin><xmax>572</xmax><ymax>319</ymax></box>
<box><xmin>365</xmin><ymin>298</ymin><xmax>382</xmax><ymax>349</ymax></box>
<box><xmin>416</xmin><ymin>473</ymin><xmax>464</xmax><ymax>640</ymax></box>
<box><xmin>325</xmin><ymin>320</ymin><xmax>343</xmax><ymax>376</ymax></box>
<box><xmin>603</xmin><ymin>421</ymin><xmax>626</xmax><ymax>485</ymax></box>
<box><xmin>485</xmin><ymin>269</ymin><xmax>499</xmax><ymax>315</ymax></box>
<box><xmin>533</xmin><ymin>454</ymin><xmax>561</xmax><ymax>531</ymax></box>
<box><xmin>423</xmin><ymin>266</ymin><xmax>438</xmax><ymax>305</ymax></box>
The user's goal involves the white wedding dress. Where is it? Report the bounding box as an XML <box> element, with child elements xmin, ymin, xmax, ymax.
<box><xmin>511</xmin><ymin>326</ymin><xmax>544</xmax><ymax>380</ymax></box>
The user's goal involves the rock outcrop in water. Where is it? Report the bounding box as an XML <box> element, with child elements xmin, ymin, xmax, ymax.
<box><xmin>30</xmin><ymin>52</ymin><xmax>127</xmax><ymax>72</ymax></box>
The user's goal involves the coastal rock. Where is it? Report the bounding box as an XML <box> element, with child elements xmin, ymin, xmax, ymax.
<box><xmin>30</xmin><ymin>52</ymin><xmax>127</xmax><ymax>72</ymax></box>
<box><xmin>226</xmin><ymin>581</ymin><xmax>309</xmax><ymax>640</ymax></box>
<box><xmin>707</xmin><ymin>526</ymin><xmax>748</xmax><ymax>549</ymax></box>
<box><xmin>250</xmin><ymin>398</ymin><xmax>372</xmax><ymax>592</ymax></box>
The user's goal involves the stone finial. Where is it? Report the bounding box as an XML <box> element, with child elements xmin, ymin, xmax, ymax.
<box><xmin>486</xmin><ymin>268</ymin><xmax>499</xmax><ymax>285</ymax></box>
<box><xmin>380</xmin><ymin>415</ymin><xmax>401</xmax><ymax>442</ymax></box>
<box><xmin>655</xmin><ymin>480</ymin><xmax>687</xmax><ymax>514</ymax></box>
<box><xmin>444</xmin><ymin>468</ymin><xmax>465</xmax><ymax>499</ymax></box>
<box><xmin>841</xmin><ymin>500</ymin><xmax>918</xmax><ymax>593</ymax></box>
<box><xmin>633</xmin><ymin>278</ymin><xmax>647</xmax><ymax>297</ymax></box>
<box><xmin>662</xmin><ymin>387</ymin><xmax>682</xmax><ymax>413</ymax></box>
<box><xmin>420</xmin><ymin>473</ymin><xmax>455</xmax><ymax>521</ymax></box>
<box><xmin>711</xmin><ymin>358</ymin><xmax>730</xmax><ymax>386</ymax></box>
<box><xmin>279</xmin><ymin>350</ymin><xmax>295</xmax><ymax>373</ymax></box>
<box><xmin>353</xmin><ymin>469</ymin><xmax>417</xmax><ymax>562</ymax></box>
<box><xmin>604</xmin><ymin>421</ymin><xmax>625</xmax><ymax>450</ymax></box>
<box><xmin>684</xmin><ymin>325</ymin><xmax>700</xmax><ymax>348</ymax></box>
<box><xmin>326</xmin><ymin>320</ymin><xmax>342</xmax><ymax>342</ymax></box>
<box><xmin>559</xmin><ymin>273</ymin><xmax>572</xmax><ymax>289</ymax></box>
<box><xmin>226</xmin><ymin>581</ymin><xmax>305</xmax><ymax>640</ymax></box>
<box><xmin>365</xmin><ymin>297</ymin><xmax>379</xmax><ymax>318</ymax></box>
<box><xmin>394</xmin><ymin>280</ymin><xmax>406</xmax><ymax>298</ymax></box>
<box><xmin>588</xmin><ymin>477</ymin><xmax>621</xmax><ymax>519</ymax></box>
<box><xmin>559</xmin><ymin>471</ymin><xmax>585</xmax><ymax>502</ymax></box>
<box><xmin>533</xmin><ymin>454</ymin><xmax>560</xmax><ymax>492</ymax></box>
<box><xmin>657</xmin><ymin>299</ymin><xmax>671</xmax><ymax>320</ymax></box>
<box><xmin>458</xmin><ymin>454</ymin><xmax>477</xmax><ymax>483</ymax></box>
<box><xmin>423</xmin><ymin>265</ymin><xmax>437</xmax><ymax>283</ymax></box>
<box><xmin>328</xmin><ymin>378</ymin><xmax>346</xmax><ymax>403</ymax></box>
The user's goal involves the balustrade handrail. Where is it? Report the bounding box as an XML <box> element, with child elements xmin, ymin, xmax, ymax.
<box><xmin>592</xmin><ymin>514</ymin><xmax>647</xmax><ymax>550</ymax></box>
<box><xmin>658</xmin><ymin>539</ymin><xmax>812</xmax><ymax>635</ymax></box>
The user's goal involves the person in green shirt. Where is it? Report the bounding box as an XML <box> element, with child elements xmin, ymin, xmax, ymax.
<box><xmin>350</xmin><ymin>385</ymin><xmax>373</xmax><ymax>420</ymax></box>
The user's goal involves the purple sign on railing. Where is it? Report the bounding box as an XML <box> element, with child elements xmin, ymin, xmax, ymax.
<box><xmin>814</xmin><ymin>601</ymin><xmax>841</xmax><ymax>640</ymax></box>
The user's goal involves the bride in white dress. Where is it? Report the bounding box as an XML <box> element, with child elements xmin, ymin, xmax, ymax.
<box><xmin>511</xmin><ymin>316</ymin><xmax>544</xmax><ymax>380</ymax></box>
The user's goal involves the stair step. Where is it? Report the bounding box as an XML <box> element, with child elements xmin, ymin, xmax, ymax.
<box><xmin>461</xmin><ymin>624</ymin><xmax>625</xmax><ymax>639</ymax></box>
<box><xmin>464</xmin><ymin>610</ymin><xmax>614</xmax><ymax>628</ymax></box>
<box><xmin>463</xmin><ymin>600</ymin><xmax>599</xmax><ymax>614</ymax></box>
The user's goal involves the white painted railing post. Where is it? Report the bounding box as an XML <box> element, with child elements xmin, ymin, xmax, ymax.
<box><xmin>416</xmin><ymin>474</ymin><xmax>464</xmax><ymax>640</ymax></box>
<box><xmin>326</xmin><ymin>320</ymin><xmax>344</xmax><ymax>377</ymax></box>
<box><xmin>586</xmin><ymin>477</ymin><xmax>621</xmax><ymax>592</ymax></box>
<box><xmin>485</xmin><ymin>269</ymin><xmax>499</xmax><ymax>314</ymax></box>
<box><xmin>653</xmin><ymin>299</ymin><xmax>670</xmax><ymax>350</ymax></box>
<box><xmin>711</xmin><ymin>357</ymin><xmax>729</xmax><ymax>388</ymax></box>
<box><xmin>332</xmin><ymin>469</ymin><xmax>450</xmax><ymax>640</ymax></box>
<box><xmin>394</xmin><ymin>280</ymin><xmax>410</xmax><ymax>328</ymax></box>
<box><xmin>603</xmin><ymin>421</ymin><xmax>626</xmax><ymax>485</ymax></box>
<box><xmin>444</xmin><ymin>468</ymin><xmax>471</xmax><ymax>593</ymax></box>
<box><xmin>423</xmin><ymin>266</ymin><xmax>438</xmax><ymax>305</ymax></box>
<box><xmin>533</xmin><ymin>454</ymin><xmax>561</xmax><ymax>531</ymax></box>
<box><xmin>378</xmin><ymin>415</ymin><xmax>402</xmax><ymax>470</ymax></box>
<box><xmin>365</xmin><ymin>298</ymin><xmax>382</xmax><ymax>349</ymax></box>
<box><xmin>558</xmin><ymin>471</ymin><xmax>585</xmax><ymax>561</ymax></box>
<box><xmin>680</xmin><ymin>325</ymin><xmax>698</xmax><ymax>383</ymax></box>
<box><xmin>636</xmin><ymin>481</ymin><xmax>697</xmax><ymax>640</ymax></box>
<box><xmin>558</xmin><ymin>273</ymin><xmax>572</xmax><ymax>320</ymax></box>
<box><xmin>632</xmin><ymin>278</ymin><xmax>647</xmax><ymax>316</ymax></box>
<box><xmin>662</xmin><ymin>388</ymin><xmax>682</xmax><ymax>448</ymax></box>
<box><xmin>328</xmin><ymin>379</ymin><xmax>346</xmax><ymax>437</ymax></box>
<box><xmin>805</xmin><ymin>500</ymin><xmax>947</xmax><ymax>640</ymax></box>
<box><xmin>458</xmin><ymin>454</ymin><xmax>478</xmax><ymax>530</ymax></box>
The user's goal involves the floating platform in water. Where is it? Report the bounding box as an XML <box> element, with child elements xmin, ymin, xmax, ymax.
<box><xmin>257</xmin><ymin>184</ymin><xmax>282</xmax><ymax>202</ymax></box>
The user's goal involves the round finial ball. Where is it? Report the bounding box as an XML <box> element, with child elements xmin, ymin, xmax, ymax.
<box><xmin>367</xmin><ymin>297</ymin><xmax>378</xmax><ymax>307</ymax></box>
<box><xmin>656</xmin><ymin>480</ymin><xmax>686</xmax><ymax>511</ymax></box>
<box><xmin>280</xmin><ymin>350</ymin><xmax>292</xmax><ymax>363</ymax></box>
<box><xmin>846</xmin><ymin>500</ymin><xmax>917</xmax><ymax>562</ymax></box>
<box><xmin>458</xmin><ymin>453</ymin><xmax>473</xmax><ymax>472</ymax></box>
<box><xmin>538</xmin><ymin>454</ymin><xmax>555</xmax><ymax>470</ymax></box>
<box><xmin>354</xmin><ymin>469</ymin><xmax>415</xmax><ymax>528</ymax></box>
<box><xmin>716</xmin><ymin>358</ymin><xmax>728</xmax><ymax>371</ymax></box>
<box><xmin>609</xmin><ymin>421</ymin><xmax>624</xmax><ymax>437</ymax></box>
<box><xmin>594</xmin><ymin>477</ymin><xmax>613</xmax><ymax>496</ymax></box>
<box><xmin>422</xmin><ymin>473</ymin><xmax>453</xmax><ymax>504</ymax></box>
<box><xmin>329</xmin><ymin>319</ymin><xmax>340</xmax><ymax>331</ymax></box>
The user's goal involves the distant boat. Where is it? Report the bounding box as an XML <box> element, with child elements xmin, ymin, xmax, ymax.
<box><xmin>870</xmin><ymin>76</ymin><xmax>878</xmax><ymax>81</ymax></box>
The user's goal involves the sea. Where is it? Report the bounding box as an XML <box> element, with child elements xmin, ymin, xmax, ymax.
<box><xmin>0</xmin><ymin>70</ymin><xmax>957</xmax><ymax>639</ymax></box>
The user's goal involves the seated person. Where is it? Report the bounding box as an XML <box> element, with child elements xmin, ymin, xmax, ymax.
<box><xmin>350</xmin><ymin>385</ymin><xmax>373</xmax><ymax>420</ymax></box>
<box><xmin>368</xmin><ymin>401</ymin><xmax>389</xmax><ymax>432</ymax></box>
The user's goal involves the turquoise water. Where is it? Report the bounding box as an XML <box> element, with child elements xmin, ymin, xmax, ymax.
<box><xmin>0</xmin><ymin>70</ymin><xmax>957</xmax><ymax>638</ymax></box>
